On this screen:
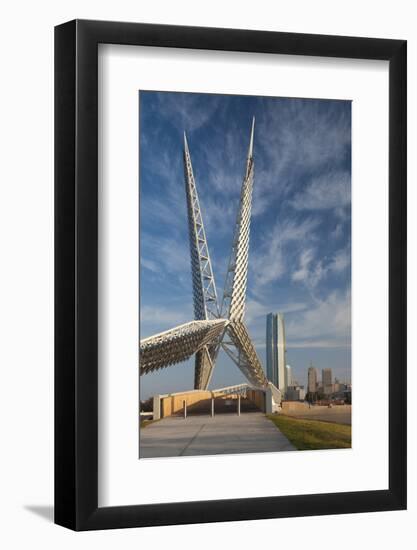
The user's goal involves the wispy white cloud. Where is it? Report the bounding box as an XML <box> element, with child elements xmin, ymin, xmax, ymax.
<box><xmin>245</xmin><ymin>298</ymin><xmax>307</xmax><ymax>325</ymax></box>
<box><xmin>242</xmin><ymin>290</ymin><xmax>350</xmax><ymax>351</ymax></box>
<box><xmin>200</xmin><ymin>131</ymin><xmax>243</xmax><ymax>197</ymax></box>
<box><xmin>251</xmin><ymin>189</ymin><xmax>271</xmax><ymax>217</ymax></box>
<box><xmin>141</xmin><ymin>258</ymin><xmax>159</xmax><ymax>273</ymax></box>
<box><xmin>292</xmin><ymin>246</ymin><xmax>350</xmax><ymax>289</ymax></box>
<box><xmin>292</xmin><ymin>248</ymin><xmax>327</xmax><ymax>289</ymax></box>
<box><xmin>200</xmin><ymin>193</ymin><xmax>237</xmax><ymax>238</ymax></box>
<box><xmin>292</xmin><ymin>248</ymin><xmax>315</xmax><ymax>283</ymax></box>
<box><xmin>329</xmin><ymin>248</ymin><xmax>350</xmax><ymax>273</ymax></box>
<box><xmin>331</xmin><ymin>223</ymin><xmax>343</xmax><ymax>239</ymax></box>
<box><xmin>288</xmin><ymin>339</ymin><xmax>350</xmax><ymax>349</ymax></box>
<box><xmin>289</xmin><ymin>171</ymin><xmax>350</xmax><ymax>211</ymax></box>
<box><xmin>251</xmin><ymin>217</ymin><xmax>320</xmax><ymax>287</ymax></box>
<box><xmin>141</xmin><ymin>193</ymin><xmax>186</xmax><ymax>235</ymax></box>
<box><xmin>286</xmin><ymin>290</ymin><xmax>351</xmax><ymax>348</ymax></box>
<box><xmin>140</xmin><ymin>305</ymin><xmax>192</xmax><ymax>337</ymax></box>
<box><xmin>254</xmin><ymin>99</ymin><xmax>351</xmax><ymax>206</ymax></box>
<box><xmin>140</xmin><ymin>139</ymin><xmax>188</xmax><ymax>239</ymax></box>
<box><xmin>141</xmin><ymin>233</ymin><xmax>190</xmax><ymax>279</ymax></box>
<box><xmin>155</xmin><ymin>92</ymin><xmax>221</xmax><ymax>132</ymax></box>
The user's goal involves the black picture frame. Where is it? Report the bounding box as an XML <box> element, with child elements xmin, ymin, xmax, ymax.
<box><xmin>55</xmin><ymin>19</ymin><xmax>407</xmax><ymax>531</ymax></box>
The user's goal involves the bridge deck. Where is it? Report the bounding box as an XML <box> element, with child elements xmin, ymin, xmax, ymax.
<box><xmin>171</xmin><ymin>396</ymin><xmax>260</xmax><ymax>416</ymax></box>
<box><xmin>140</xmin><ymin>412</ymin><xmax>295</xmax><ymax>458</ymax></box>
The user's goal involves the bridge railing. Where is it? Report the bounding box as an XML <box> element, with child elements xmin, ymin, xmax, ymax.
<box><xmin>150</xmin><ymin>384</ymin><xmax>269</xmax><ymax>419</ymax></box>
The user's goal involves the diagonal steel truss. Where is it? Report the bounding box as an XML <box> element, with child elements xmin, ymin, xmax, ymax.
<box><xmin>183</xmin><ymin>133</ymin><xmax>221</xmax><ymax>389</ymax></box>
<box><xmin>140</xmin><ymin>118</ymin><xmax>269</xmax><ymax>390</ymax></box>
<box><xmin>223</xmin><ymin>321</ymin><xmax>267</xmax><ymax>387</ymax></box>
<box><xmin>221</xmin><ymin>117</ymin><xmax>255</xmax><ymax>322</ymax></box>
<box><xmin>183</xmin><ymin>133</ymin><xmax>219</xmax><ymax>322</ymax></box>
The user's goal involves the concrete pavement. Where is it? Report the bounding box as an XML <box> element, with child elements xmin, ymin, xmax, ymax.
<box><xmin>139</xmin><ymin>412</ymin><xmax>295</xmax><ymax>458</ymax></box>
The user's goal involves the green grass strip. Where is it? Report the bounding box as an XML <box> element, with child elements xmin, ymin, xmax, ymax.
<box><xmin>267</xmin><ymin>414</ymin><xmax>351</xmax><ymax>451</ymax></box>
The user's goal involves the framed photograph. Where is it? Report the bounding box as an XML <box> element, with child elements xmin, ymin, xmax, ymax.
<box><xmin>55</xmin><ymin>20</ymin><xmax>406</xmax><ymax>530</ymax></box>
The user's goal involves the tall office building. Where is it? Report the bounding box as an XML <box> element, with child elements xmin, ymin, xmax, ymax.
<box><xmin>266</xmin><ymin>313</ymin><xmax>286</xmax><ymax>390</ymax></box>
<box><xmin>307</xmin><ymin>365</ymin><xmax>318</xmax><ymax>393</ymax></box>
<box><xmin>322</xmin><ymin>368</ymin><xmax>333</xmax><ymax>395</ymax></box>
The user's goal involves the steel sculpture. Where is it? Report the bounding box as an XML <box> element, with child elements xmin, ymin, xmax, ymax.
<box><xmin>140</xmin><ymin>118</ymin><xmax>269</xmax><ymax>390</ymax></box>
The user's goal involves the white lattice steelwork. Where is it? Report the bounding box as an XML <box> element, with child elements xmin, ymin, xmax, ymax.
<box><xmin>194</xmin><ymin>345</ymin><xmax>216</xmax><ymax>390</ymax></box>
<box><xmin>140</xmin><ymin>319</ymin><xmax>227</xmax><ymax>375</ymax></box>
<box><xmin>221</xmin><ymin>118</ymin><xmax>255</xmax><ymax>322</ymax></box>
<box><xmin>223</xmin><ymin>321</ymin><xmax>268</xmax><ymax>387</ymax></box>
<box><xmin>184</xmin><ymin>133</ymin><xmax>221</xmax><ymax>389</ymax></box>
<box><xmin>140</xmin><ymin>118</ymin><xmax>269</xmax><ymax>390</ymax></box>
<box><xmin>183</xmin><ymin>133</ymin><xmax>219</xmax><ymax>321</ymax></box>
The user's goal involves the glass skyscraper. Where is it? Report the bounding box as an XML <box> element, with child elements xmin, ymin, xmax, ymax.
<box><xmin>266</xmin><ymin>313</ymin><xmax>286</xmax><ymax>390</ymax></box>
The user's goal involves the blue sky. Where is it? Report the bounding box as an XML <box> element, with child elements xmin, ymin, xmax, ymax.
<box><xmin>139</xmin><ymin>91</ymin><xmax>351</xmax><ymax>399</ymax></box>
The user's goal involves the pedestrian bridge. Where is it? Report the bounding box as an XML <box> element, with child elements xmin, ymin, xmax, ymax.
<box><xmin>149</xmin><ymin>382</ymin><xmax>281</xmax><ymax>420</ymax></box>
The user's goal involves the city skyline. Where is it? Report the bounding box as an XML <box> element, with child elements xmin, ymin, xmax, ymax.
<box><xmin>140</xmin><ymin>91</ymin><xmax>351</xmax><ymax>399</ymax></box>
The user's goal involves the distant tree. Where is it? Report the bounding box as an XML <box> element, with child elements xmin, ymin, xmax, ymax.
<box><xmin>140</xmin><ymin>397</ymin><xmax>153</xmax><ymax>412</ymax></box>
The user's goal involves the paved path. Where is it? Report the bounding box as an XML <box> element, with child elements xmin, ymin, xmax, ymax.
<box><xmin>140</xmin><ymin>412</ymin><xmax>295</xmax><ymax>458</ymax></box>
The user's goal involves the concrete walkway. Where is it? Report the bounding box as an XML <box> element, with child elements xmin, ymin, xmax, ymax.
<box><xmin>140</xmin><ymin>412</ymin><xmax>295</xmax><ymax>458</ymax></box>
